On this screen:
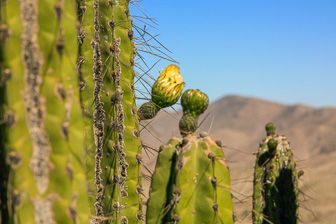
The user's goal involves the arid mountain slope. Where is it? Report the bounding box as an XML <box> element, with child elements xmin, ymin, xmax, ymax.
<box><xmin>140</xmin><ymin>95</ymin><xmax>336</xmax><ymax>224</ymax></box>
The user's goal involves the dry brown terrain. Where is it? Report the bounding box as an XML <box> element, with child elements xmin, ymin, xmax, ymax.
<box><xmin>140</xmin><ymin>95</ymin><xmax>336</xmax><ymax>224</ymax></box>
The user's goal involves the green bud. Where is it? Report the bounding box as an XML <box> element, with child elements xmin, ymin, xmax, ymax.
<box><xmin>265</xmin><ymin>122</ymin><xmax>276</xmax><ymax>136</ymax></box>
<box><xmin>181</xmin><ymin>89</ymin><xmax>209</xmax><ymax>116</ymax></box>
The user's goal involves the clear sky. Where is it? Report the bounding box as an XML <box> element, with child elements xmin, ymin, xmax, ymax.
<box><xmin>130</xmin><ymin>1</ymin><xmax>336</xmax><ymax>108</ymax></box>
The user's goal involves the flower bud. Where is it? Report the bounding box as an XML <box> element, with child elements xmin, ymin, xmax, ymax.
<box><xmin>151</xmin><ymin>65</ymin><xmax>185</xmax><ymax>108</ymax></box>
<box><xmin>181</xmin><ymin>89</ymin><xmax>209</xmax><ymax>116</ymax></box>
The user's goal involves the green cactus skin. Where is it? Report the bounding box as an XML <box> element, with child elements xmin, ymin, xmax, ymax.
<box><xmin>146</xmin><ymin>134</ymin><xmax>234</xmax><ymax>224</ymax></box>
<box><xmin>253</xmin><ymin>124</ymin><xmax>299</xmax><ymax>224</ymax></box>
<box><xmin>78</xmin><ymin>0</ymin><xmax>142</xmax><ymax>222</ymax></box>
<box><xmin>0</xmin><ymin>0</ymin><xmax>90</xmax><ymax>223</ymax></box>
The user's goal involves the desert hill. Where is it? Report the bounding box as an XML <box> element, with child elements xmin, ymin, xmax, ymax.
<box><xmin>140</xmin><ymin>95</ymin><xmax>336</xmax><ymax>224</ymax></box>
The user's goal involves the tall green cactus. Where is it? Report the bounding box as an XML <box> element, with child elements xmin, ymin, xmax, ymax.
<box><xmin>0</xmin><ymin>0</ymin><xmax>90</xmax><ymax>223</ymax></box>
<box><xmin>1</xmin><ymin>0</ymin><xmax>184</xmax><ymax>223</ymax></box>
<box><xmin>77</xmin><ymin>0</ymin><xmax>145</xmax><ymax>222</ymax></box>
<box><xmin>146</xmin><ymin>90</ymin><xmax>234</xmax><ymax>224</ymax></box>
<box><xmin>253</xmin><ymin>123</ymin><xmax>299</xmax><ymax>224</ymax></box>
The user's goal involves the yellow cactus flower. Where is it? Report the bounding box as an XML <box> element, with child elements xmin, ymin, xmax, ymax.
<box><xmin>152</xmin><ymin>64</ymin><xmax>185</xmax><ymax>108</ymax></box>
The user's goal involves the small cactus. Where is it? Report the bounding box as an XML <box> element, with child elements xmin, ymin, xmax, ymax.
<box><xmin>146</xmin><ymin>90</ymin><xmax>233</xmax><ymax>224</ymax></box>
<box><xmin>253</xmin><ymin>123</ymin><xmax>299</xmax><ymax>224</ymax></box>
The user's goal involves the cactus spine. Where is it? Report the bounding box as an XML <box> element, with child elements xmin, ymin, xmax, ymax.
<box><xmin>146</xmin><ymin>90</ymin><xmax>234</xmax><ymax>224</ymax></box>
<box><xmin>253</xmin><ymin>123</ymin><xmax>299</xmax><ymax>224</ymax></box>
<box><xmin>0</xmin><ymin>0</ymin><xmax>90</xmax><ymax>223</ymax></box>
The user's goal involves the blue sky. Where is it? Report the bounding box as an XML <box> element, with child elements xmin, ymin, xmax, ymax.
<box><xmin>131</xmin><ymin>1</ymin><xmax>336</xmax><ymax>108</ymax></box>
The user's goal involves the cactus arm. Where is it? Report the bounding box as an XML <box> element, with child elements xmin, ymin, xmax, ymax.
<box><xmin>252</xmin><ymin>141</ymin><xmax>268</xmax><ymax>224</ymax></box>
<box><xmin>103</xmin><ymin>1</ymin><xmax>143</xmax><ymax>222</ymax></box>
<box><xmin>146</xmin><ymin>138</ymin><xmax>180</xmax><ymax>224</ymax></box>
<box><xmin>174</xmin><ymin>135</ymin><xmax>234</xmax><ymax>224</ymax></box>
<box><xmin>79</xmin><ymin>0</ymin><xmax>143</xmax><ymax>222</ymax></box>
<box><xmin>263</xmin><ymin>138</ymin><xmax>299</xmax><ymax>223</ymax></box>
<box><xmin>147</xmin><ymin>90</ymin><xmax>233</xmax><ymax>224</ymax></box>
<box><xmin>174</xmin><ymin>136</ymin><xmax>213</xmax><ymax>223</ymax></box>
<box><xmin>1</xmin><ymin>0</ymin><xmax>90</xmax><ymax>223</ymax></box>
<box><xmin>253</xmin><ymin>124</ymin><xmax>299</xmax><ymax>224</ymax></box>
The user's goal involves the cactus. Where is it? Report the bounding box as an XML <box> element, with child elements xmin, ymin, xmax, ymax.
<box><xmin>1</xmin><ymin>1</ymin><xmax>305</xmax><ymax>223</ymax></box>
<box><xmin>77</xmin><ymin>0</ymin><xmax>145</xmax><ymax>222</ymax></box>
<box><xmin>146</xmin><ymin>90</ymin><xmax>234</xmax><ymax>224</ymax></box>
<box><xmin>1</xmin><ymin>0</ymin><xmax>185</xmax><ymax>222</ymax></box>
<box><xmin>0</xmin><ymin>0</ymin><xmax>90</xmax><ymax>223</ymax></box>
<box><xmin>252</xmin><ymin>123</ymin><xmax>299</xmax><ymax>224</ymax></box>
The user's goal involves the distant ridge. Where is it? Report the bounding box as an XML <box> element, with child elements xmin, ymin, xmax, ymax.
<box><xmin>141</xmin><ymin>94</ymin><xmax>336</xmax><ymax>157</ymax></box>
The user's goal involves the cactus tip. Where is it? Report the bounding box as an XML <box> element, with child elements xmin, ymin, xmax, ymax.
<box><xmin>181</xmin><ymin>89</ymin><xmax>209</xmax><ymax>115</ymax></box>
<box><xmin>179</xmin><ymin>89</ymin><xmax>209</xmax><ymax>136</ymax></box>
<box><xmin>265</xmin><ymin>122</ymin><xmax>276</xmax><ymax>136</ymax></box>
